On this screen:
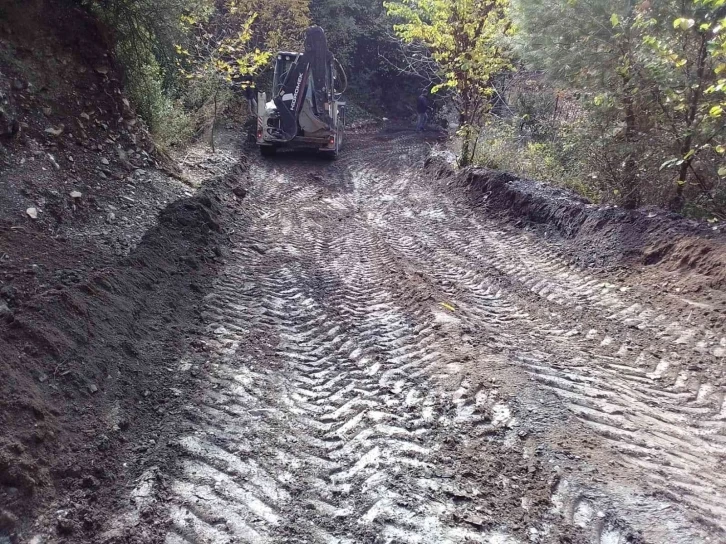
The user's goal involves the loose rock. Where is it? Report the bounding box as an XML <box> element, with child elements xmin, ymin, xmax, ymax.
<box><xmin>45</xmin><ymin>125</ymin><xmax>64</xmax><ymax>137</ymax></box>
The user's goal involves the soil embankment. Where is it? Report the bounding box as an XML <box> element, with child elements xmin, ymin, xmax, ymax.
<box><xmin>0</xmin><ymin>165</ymin><xmax>250</xmax><ymax>539</ymax></box>
<box><xmin>427</xmin><ymin>155</ymin><xmax>726</xmax><ymax>310</ymax></box>
<box><xmin>0</xmin><ymin>0</ymin><xmax>251</xmax><ymax>538</ymax></box>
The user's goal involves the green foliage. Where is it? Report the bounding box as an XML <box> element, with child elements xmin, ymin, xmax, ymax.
<box><xmin>475</xmin><ymin>116</ymin><xmax>599</xmax><ymax>202</ymax></box>
<box><xmin>509</xmin><ymin>0</ymin><xmax>726</xmax><ymax>217</ymax></box>
<box><xmin>179</xmin><ymin>12</ymin><xmax>271</xmax><ymax>85</ymax></box>
<box><xmin>79</xmin><ymin>0</ymin><xmax>212</xmax><ymax>134</ymax></box>
<box><xmin>125</xmin><ymin>59</ymin><xmax>193</xmax><ymax>147</ymax></box>
<box><xmin>220</xmin><ymin>0</ymin><xmax>310</xmax><ymax>52</ymax></box>
<box><xmin>385</xmin><ymin>0</ymin><xmax>512</xmax><ymax>165</ymax></box>
<box><xmin>78</xmin><ymin>0</ymin><xmax>310</xmax><ymax>147</ymax></box>
<box><xmin>177</xmin><ymin>10</ymin><xmax>273</xmax><ymax>150</ymax></box>
<box><xmin>309</xmin><ymin>0</ymin><xmax>421</xmax><ymax>117</ymax></box>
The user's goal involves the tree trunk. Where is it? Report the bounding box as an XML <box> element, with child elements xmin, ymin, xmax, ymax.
<box><xmin>671</xmin><ymin>34</ymin><xmax>709</xmax><ymax>211</ymax></box>
<box><xmin>460</xmin><ymin>130</ymin><xmax>472</xmax><ymax>167</ymax></box>
<box><xmin>622</xmin><ymin>87</ymin><xmax>639</xmax><ymax>210</ymax></box>
<box><xmin>210</xmin><ymin>87</ymin><xmax>218</xmax><ymax>153</ymax></box>
<box><xmin>458</xmin><ymin>99</ymin><xmax>473</xmax><ymax>167</ymax></box>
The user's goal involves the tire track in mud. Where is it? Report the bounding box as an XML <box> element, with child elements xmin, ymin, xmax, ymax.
<box><xmin>352</xmin><ymin>141</ymin><xmax>726</xmax><ymax>541</ymax></box>
<box><xmin>381</xmin><ymin>222</ymin><xmax>726</xmax><ymax>530</ymax></box>
<box><xmin>108</xmin><ymin>132</ymin><xmax>723</xmax><ymax>544</ymax></box>
<box><xmin>157</xmin><ymin>152</ymin><xmax>534</xmax><ymax>543</ymax></box>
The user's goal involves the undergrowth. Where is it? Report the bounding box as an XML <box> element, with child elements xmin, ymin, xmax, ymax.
<box><xmin>474</xmin><ymin>119</ymin><xmax>599</xmax><ymax>203</ymax></box>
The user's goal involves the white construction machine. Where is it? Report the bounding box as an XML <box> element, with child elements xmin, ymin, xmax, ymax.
<box><xmin>250</xmin><ymin>26</ymin><xmax>346</xmax><ymax>158</ymax></box>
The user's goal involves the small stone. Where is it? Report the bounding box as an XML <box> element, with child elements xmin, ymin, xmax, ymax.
<box><xmin>42</xmin><ymin>107</ymin><xmax>52</xmax><ymax>116</ymax></box>
<box><xmin>67</xmin><ymin>155</ymin><xmax>74</xmax><ymax>163</ymax></box>
<box><xmin>70</xmin><ymin>190</ymin><xmax>82</xmax><ymax>199</ymax></box>
<box><xmin>88</xmin><ymin>383</ymin><xmax>98</xmax><ymax>394</ymax></box>
<box><xmin>26</xmin><ymin>207</ymin><xmax>38</xmax><ymax>219</ymax></box>
<box><xmin>81</xmin><ymin>475</ymin><xmax>100</xmax><ymax>489</ymax></box>
<box><xmin>56</xmin><ymin>517</ymin><xmax>74</xmax><ymax>535</ymax></box>
<box><xmin>45</xmin><ymin>125</ymin><xmax>64</xmax><ymax>137</ymax></box>
<box><xmin>80</xmin><ymin>112</ymin><xmax>90</xmax><ymax>120</ymax></box>
<box><xmin>47</xmin><ymin>154</ymin><xmax>60</xmax><ymax>170</ymax></box>
<box><xmin>106</xmin><ymin>212</ymin><xmax>115</xmax><ymax>223</ymax></box>
<box><xmin>233</xmin><ymin>186</ymin><xmax>247</xmax><ymax>199</ymax></box>
<box><xmin>0</xmin><ymin>508</ymin><xmax>18</xmax><ymax>531</ymax></box>
<box><xmin>101</xmin><ymin>157</ymin><xmax>109</xmax><ymax>165</ymax></box>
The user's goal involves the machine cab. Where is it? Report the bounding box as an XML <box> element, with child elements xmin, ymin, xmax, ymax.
<box><xmin>273</xmin><ymin>52</ymin><xmax>300</xmax><ymax>99</ymax></box>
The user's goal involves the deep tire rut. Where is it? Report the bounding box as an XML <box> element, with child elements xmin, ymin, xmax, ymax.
<box><xmin>104</xmin><ymin>133</ymin><xmax>724</xmax><ymax>544</ymax></box>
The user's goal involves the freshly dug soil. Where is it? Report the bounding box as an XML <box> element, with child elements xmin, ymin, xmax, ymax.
<box><xmin>428</xmin><ymin>156</ymin><xmax>726</xmax><ymax>297</ymax></box>
<box><xmin>0</xmin><ymin>164</ymin><xmax>250</xmax><ymax>541</ymax></box>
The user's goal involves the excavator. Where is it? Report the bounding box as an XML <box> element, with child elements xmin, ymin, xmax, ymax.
<box><xmin>250</xmin><ymin>26</ymin><xmax>346</xmax><ymax>158</ymax></box>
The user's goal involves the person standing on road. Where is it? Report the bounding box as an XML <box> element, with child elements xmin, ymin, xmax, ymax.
<box><xmin>416</xmin><ymin>92</ymin><xmax>429</xmax><ymax>132</ymax></box>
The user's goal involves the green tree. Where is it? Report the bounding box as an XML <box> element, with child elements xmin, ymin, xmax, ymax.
<box><xmin>637</xmin><ymin>2</ymin><xmax>726</xmax><ymax>212</ymax></box>
<box><xmin>384</xmin><ymin>0</ymin><xmax>512</xmax><ymax>165</ymax></box>
<box><xmin>309</xmin><ymin>0</ymin><xmax>421</xmax><ymax>118</ymax></box>
<box><xmin>79</xmin><ymin>0</ymin><xmax>214</xmax><ymax>131</ymax></box>
<box><xmin>512</xmin><ymin>0</ymin><xmax>649</xmax><ymax>207</ymax></box>
<box><xmin>512</xmin><ymin>0</ymin><xmax>726</xmax><ymax>215</ymax></box>
<box><xmin>228</xmin><ymin>0</ymin><xmax>311</xmax><ymax>52</ymax></box>
<box><xmin>179</xmin><ymin>12</ymin><xmax>271</xmax><ymax>150</ymax></box>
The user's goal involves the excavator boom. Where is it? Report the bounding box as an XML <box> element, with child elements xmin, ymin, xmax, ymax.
<box><xmin>256</xmin><ymin>26</ymin><xmax>345</xmax><ymax>158</ymax></box>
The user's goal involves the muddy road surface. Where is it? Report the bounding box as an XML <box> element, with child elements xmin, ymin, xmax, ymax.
<box><xmin>93</xmin><ymin>131</ymin><xmax>725</xmax><ymax>544</ymax></box>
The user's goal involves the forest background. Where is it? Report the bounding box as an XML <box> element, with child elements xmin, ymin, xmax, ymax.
<box><xmin>75</xmin><ymin>0</ymin><xmax>726</xmax><ymax>219</ymax></box>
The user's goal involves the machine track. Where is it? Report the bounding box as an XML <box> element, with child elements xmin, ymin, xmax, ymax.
<box><xmin>108</xmin><ymin>132</ymin><xmax>725</xmax><ymax>544</ymax></box>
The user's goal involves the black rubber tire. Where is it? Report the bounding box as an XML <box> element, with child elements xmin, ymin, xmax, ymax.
<box><xmin>260</xmin><ymin>146</ymin><xmax>277</xmax><ymax>157</ymax></box>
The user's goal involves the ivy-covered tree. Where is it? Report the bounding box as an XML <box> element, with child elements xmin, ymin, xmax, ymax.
<box><xmin>384</xmin><ymin>0</ymin><xmax>512</xmax><ymax>165</ymax></box>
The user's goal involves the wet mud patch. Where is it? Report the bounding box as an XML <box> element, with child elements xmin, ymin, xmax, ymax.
<box><xmin>0</xmin><ymin>165</ymin><xmax>250</xmax><ymax>542</ymax></box>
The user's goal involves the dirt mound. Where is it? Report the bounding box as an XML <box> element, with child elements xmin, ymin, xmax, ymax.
<box><xmin>0</xmin><ymin>165</ymin><xmax>249</xmax><ymax>542</ymax></box>
<box><xmin>0</xmin><ymin>0</ymin><xmax>182</xmax><ymax>235</ymax></box>
<box><xmin>0</xmin><ymin>1</ymin><xmax>256</xmax><ymax>539</ymax></box>
<box><xmin>427</xmin><ymin>156</ymin><xmax>726</xmax><ymax>294</ymax></box>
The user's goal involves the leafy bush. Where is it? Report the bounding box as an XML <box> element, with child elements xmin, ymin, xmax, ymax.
<box><xmin>510</xmin><ymin>0</ymin><xmax>726</xmax><ymax>219</ymax></box>
<box><xmin>475</xmin><ymin>118</ymin><xmax>598</xmax><ymax>201</ymax></box>
<box><xmin>77</xmin><ymin>0</ymin><xmax>211</xmax><ymax>142</ymax></box>
<box><xmin>122</xmin><ymin>59</ymin><xmax>193</xmax><ymax>147</ymax></box>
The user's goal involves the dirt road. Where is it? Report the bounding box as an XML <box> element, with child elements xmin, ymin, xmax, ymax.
<box><xmin>97</xmin><ymin>131</ymin><xmax>725</xmax><ymax>544</ymax></box>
